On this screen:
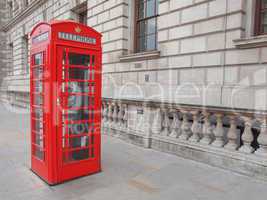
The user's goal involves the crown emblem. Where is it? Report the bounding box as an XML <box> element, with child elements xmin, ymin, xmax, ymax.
<box><xmin>75</xmin><ymin>26</ymin><xmax>81</xmax><ymax>33</ymax></box>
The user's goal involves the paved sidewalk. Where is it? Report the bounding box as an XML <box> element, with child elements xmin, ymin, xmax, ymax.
<box><xmin>0</xmin><ymin>103</ymin><xmax>267</xmax><ymax>200</ymax></box>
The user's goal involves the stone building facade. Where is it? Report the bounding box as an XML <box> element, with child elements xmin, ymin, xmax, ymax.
<box><xmin>1</xmin><ymin>0</ymin><xmax>267</xmax><ymax>179</ymax></box>
<box><xmin>0</xmin><ymin>0</ymin><xmax>9</xmax><ymax>89</ymax></box>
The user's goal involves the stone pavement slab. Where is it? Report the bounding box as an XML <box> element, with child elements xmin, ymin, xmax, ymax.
<box><xmin>0</xmin><ymin>103</ymin><xmax>267</xmax><ymax>200</ymax></box>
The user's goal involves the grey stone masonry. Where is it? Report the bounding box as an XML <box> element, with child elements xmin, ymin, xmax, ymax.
<box><xmin>1</xmin><ymin>0</ymin><xmax>266</xmax><ymax>111</ymax></box>
<box><xmin>0</xmin><ymin>0</ymin><xmax>9</xmax><ymax>88</ymax></box>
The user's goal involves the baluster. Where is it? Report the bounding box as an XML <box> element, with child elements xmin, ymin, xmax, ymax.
<box><xmin>224</xmin><ymin>115</ymin><xmax>238</xmax><ymax>150</ymax></box>
<box><xmin>161</xmin><ymin>109</ymin><xmax>170</xmax><ymax>136</ymax></box>
<box><xmin>122</xmin><ymin>104</ymin><xmax>128</xmax><ymax>130</ymax></box>
<box><xmin>200</xmin><ymin>111</ymin><xmax>212</xmax><ymax>144</ymax></box>
<box><xmin>103</xmin><ymin>102</ymin><xmax>108</xmax><ymax>123</ymax></box>
<box><xmin>179</xmin><ymin>110</ymin><xmax>192</xmax><ymax>140</ymax></box>
<box><xmin>101</xmin><ymin>103</ymin><xmax>104</xmax><ymax>119</ymax></box>
<box><xmin>189</xmin><ymin>110</ymin><xmax>201</xmax><ymax>142</ymax></box>
<box><xmin>255</xmin><ymin>118</ymin><xmax>267</xmax><ymax>156</ymax></box>
<box><xmin>107</xmin><ymin>102</ymin><xmax>113</xmax><ymax>127</ymax></box>
<box><xmin>102</xmin><ymin>102</ymin><xmax>109</xmax><ymax>133</ymax></box>
<box><xmin>212</xmin><ymin>113</ymin><xmax>225</xmax><ymax>147</ymax></box>
<box><xmin>151</xmin><ymin>108</ymin><xmax>162</xmax><ymax>135</ymax></box>
<box><xmin>239</xmin><ymin>116</ymin><xmax>255</xmax><ymax>153</ymax></box>
<box><xmin>117</xmin><ymin>103</ymin><xmax>123</xmax><ymax>129</ymax></box>
<box><xmin>101</xmin><ymin>102</ymin><xmax>105</xmax><ymax>127</ymax></box>
<box><xmin>112</xmin><ymin>103</ymin><xmax>118</xmax><ymax>127</ymax></box>
<box><xmin>169</xmin><ymin>110</ymin><xmax>182</xmax><ymax>138</ymax></box>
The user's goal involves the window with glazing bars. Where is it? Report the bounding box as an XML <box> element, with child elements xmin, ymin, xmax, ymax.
<box><xmin>255</xmin><ymin>0</ymin><xmax>267</xmax><ymax>35</ymax></box>
<box><xmin>135</xmin><ymin>0</ymin><xmax>158</xmax><ymax>52</ymax></box>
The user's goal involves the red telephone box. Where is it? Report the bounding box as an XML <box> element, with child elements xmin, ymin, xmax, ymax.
<box><xmin>30</xmin><ymin>20</ymin><xmax>102</xmax><ymax>185</ymax></box>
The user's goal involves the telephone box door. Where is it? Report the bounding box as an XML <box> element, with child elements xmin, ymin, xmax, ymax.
<box><xmin>56</xmin><ymin>46</ymin><xmax>101</xmax><ymax>182</ymax></box>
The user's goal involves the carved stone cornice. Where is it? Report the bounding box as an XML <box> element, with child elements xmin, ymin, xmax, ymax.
<box><xmin>1</xmin><ymin>0</ymin><xmax>47</xmax><ymax>32</ymax></box>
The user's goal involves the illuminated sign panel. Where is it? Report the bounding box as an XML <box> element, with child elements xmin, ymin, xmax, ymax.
<box><xmin>58</xmin><ymin>32</ymin><xmax>96</xmax><ymax>44</ymax></box>
<box><xmin>32</xmin><ymin>32</ymin><xmax>49</xmax><ymax>44</ymax></box>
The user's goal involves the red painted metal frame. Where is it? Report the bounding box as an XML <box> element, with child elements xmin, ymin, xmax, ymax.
<box><xmin>30</xmin><ymin>20</ymin><xmax>102</xmax><ymax>185</ymax></box>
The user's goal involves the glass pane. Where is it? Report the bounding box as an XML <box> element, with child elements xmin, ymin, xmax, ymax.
<box><xmin>67</xmin><ymin>67</ymin><xmax>89</xmax><ymax>80</ymax></box>
<box><xmin>91</xmin><ymin>69</ymin><xmax>95</xmax><ymax>80</ymax></box>
<box><xmin>35</xmin><ymin>134</ymin><xmax>44</xmax><ymax>147</ymax></box>
<box><xmin>70</xmin><ymin>149</ymin><xmax>89</xmax><ymax>161</ymax></box>
<box><xmin>33</xmin><ymin>107</ymin><xmax>43</xmax><ymax>119</ymax></box>
<box><xmin>139</xmin><ymin>21</ymin><xmax>146</xmax><ymax>36</ymax></box>
<box><xmin>262</xmin><ymin>0</ymin><xmax>267</xmax><ymax>8</ymax></box>
<box><xmin>33</xmin><ymin>81</ymin><xmax>42</xmax><ymax>93</ymax></box>
<box><xmin>33</xmin><ymin>120</ymin><xmax>43</xmax><ymax>133</ymax></box>
<box><xmin>34</xmin><ymin>94</ymin><xmax>43</xmax><ymax>105</ymax></box>
<box><xmin>146</xmin><ymin>34</ymin><xmax>156</xmax><ymax>50</ymax></box>
<box><xmin>138</xmin><ymin>36</ymin><xmax>146</xmax><ymax>52</ymax></box>
<box><xmin>91</xmin><ymin>135</ymin><xmax>95</xmax><ymax>145</ymax></box>
<box><xmin>68</xmin><ymin>122</ymin><xmax>90</xmax><ymax>135</ymax></box>
<box><xmin>92</xmin><ymin>55</ymin><xmax>95</xmax><ymax>66</ymax></box>
<box><xmin>146</xmin><ymin>0</ymin><xmax>156</xmax><ymax>17</ymax></box>
<box><xmin>67</xmin><ymin>136</ymin><xmax>90</xmax><ymax>148</ymax></box>
<box><xmin>138</xmin><ymin>0</ymin><xmax>145</xmax><ymax>19</ymax></box>
<box><xmin>34</xmin><ymin>53</ymin><xmax>42</xmax><ymax>65</ymax></box>
<box><xmin>147</xmin><ymin>18</ymin><xmax>156</xmax><ymax>34</ymax></box>
<box><xmin>68</xmin><ymin>82</ymin><xmax>89</xmax><ymax>93</ymax></box>
<box><xmin>262</xmin><ymin>12</ymin><xmax>267</xmax><ymax>25</ymax></box>
<box><xmin>34</xmin><ymin>148</ymin><xmax>44</xmax><ymax>160</ymax></box>
<box><xmin>67</xmin><ymin>109</ymin><xmax>90</xmax><ymax>121</ymax></box>
<box><xmin>32</xmin><ymin>66</ymin><xmax>43</xmax><ymax>79</ymax></box>
<box><xmin>68</xmin><ymin>95</ymin><xmax>90</xmax><ymax>108</ymax></box>
<box><xmin>68</xmin><ymin>53</ymin><xmax>90</xmax><ymax>66</ymax></box>
<box><xmin>90</xmin><ymin>96</ymin><xmax>95</xmax><ymax>106</ymax></box>
<box><xmin>89</xmin><ymin>83</ymin><xmax>95</xmax><ymax>93</ymax></box>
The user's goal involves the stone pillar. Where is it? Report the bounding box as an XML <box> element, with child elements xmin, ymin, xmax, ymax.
<box><xmin>255</xmin><ymin>118</ymin><xmax>267</xmax><ymax>156</ymax></box>
<box><xmin>151</xmin><ymin>108</ymin><xmax>162</xmax><ymax>135</ymax></box>
<box><xmin>143</xmin><ymin>105</ymin><xmax>152</xmax><ymax>148</ymax></box>
<box><xmin>169</xmin><ymin>110</ymin><xmax>181</xmax><ymax>138</ymax></box>
<box><xmin>239</xmin><ymin>116</ymin><xmax>255</xmax><ymax>153</ymax></box>
<box><xmin>200</xmin><ymin>111</ymin><xmax>212</xmax><ymax>145</ymax></box>
<box><xmin>224</xmin><ymin>115</ymin><xmax>238</xmax><ymax>150</ymax></box>
<box><xmin>189</xmin><ymin>110</ymin><xmax>201</xmax><ymax>142</ymax></box>
<box><xmin>161</xmin><ymin>109</ymin><xmax>170</xmax><ymax>136</ymax></box>
<box><xmin>212</xmin><ymin>114</ymin><xmax>225</xmax><ymax>147</ymax></box>
<box><xmin>179</xmin><ymin>110</ymin><xmax>192</xmax><ymax>140</ymax></box>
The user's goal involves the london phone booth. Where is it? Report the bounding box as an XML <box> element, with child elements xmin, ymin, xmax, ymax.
<box><xmin>30</xmin><ymin>20</ymin><xmax>102</xmax><ymax>185</ymax></box>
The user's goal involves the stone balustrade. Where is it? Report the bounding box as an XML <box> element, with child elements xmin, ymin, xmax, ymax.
<box><xmin>101</xmin><ymin>98</ymin><xmax>267</xmax><ymax>180</ymax></box>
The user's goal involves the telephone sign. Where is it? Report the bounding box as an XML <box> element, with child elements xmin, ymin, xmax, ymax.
<box><xmin>30</xmin><ymin>20</ymin><xmax>102</xmax><ymax>185</ymax></box>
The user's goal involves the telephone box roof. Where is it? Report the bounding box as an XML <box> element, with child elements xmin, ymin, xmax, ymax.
<box><xmin>30</xmin><ymin>20</ymin><xmax>102</xmax><ymax>37</ymax></box>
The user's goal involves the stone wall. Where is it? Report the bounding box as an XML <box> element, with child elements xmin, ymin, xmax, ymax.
<box><xmin>1</xmin><ymin>0</ymin><xmax>88</xmax><ymax>105</ymax></box>
<box><xmin>100</xmin><ymin>0</ymin><xmax>267</xmax><ymax>112</ymax></box>
<box><xmin>1</xmin><ymin>0</ymin><xmax>266</xmax><ymax>111</ymax></box>
<box><xmin>0</xmin><ymin>0</ymin><xmax>9</xmax><ymax>89</ymax></box>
